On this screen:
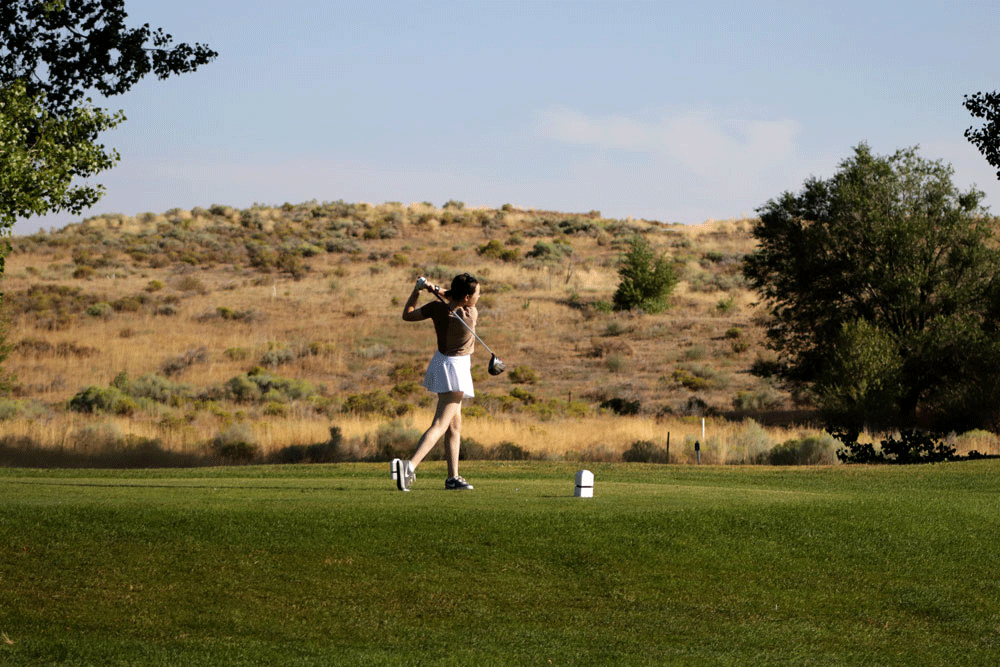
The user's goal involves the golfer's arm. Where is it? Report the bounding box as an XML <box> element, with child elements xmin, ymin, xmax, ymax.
<box><xmin>402</xmin><ymin>289</ymin><xmax>425</xmax><ymax>321</ymax></box>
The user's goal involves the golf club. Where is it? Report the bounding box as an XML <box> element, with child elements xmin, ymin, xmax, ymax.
<box><xmin>418</xmin><ymin>277</ymin><xmax>506</xmax><ymax>375</ymax></box>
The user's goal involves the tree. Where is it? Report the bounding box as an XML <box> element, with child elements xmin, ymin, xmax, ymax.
<box><xmin>612</xmin><ymin>235</ymin><xmax>679</xmax><ymax>314</ymax></box>
<box><xmin>743</xmin><ymin>143</ymin><xmax>1000</xmax><ymax>430</ymax></box>
<box><xmin>1</xmin><ymin>1</ymin><xmax>217</xmax><ymax>116</ymax></box>
<box><xmin>0</xmin><ymin>0</ymin><xmax>216</xmax><ymax>230</ymax></box>
<box><xmin>0</xmin><ymin>81</ymin><xmax>123</xmax><ymax>245</ymax></box>
<box><xmin>964</xmin><ymin>91</ymin><xmax>1000</xmax><ymax>181</ymax></box>
<box><xmin>814</xmin><ymin>319</ymin><xmax>903</xmax><ymax>427</ymax></box>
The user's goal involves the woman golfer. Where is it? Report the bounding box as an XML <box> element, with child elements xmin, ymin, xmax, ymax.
<box><xmin>395</xmin><ymin>273</ymin><xmax>480</xmax><ymax>491</ymax></box>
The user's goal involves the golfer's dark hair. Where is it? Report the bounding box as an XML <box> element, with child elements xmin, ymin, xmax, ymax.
<box><xmin>445</xmin><ymin>273</ymin><xmax>478</xmax><ymax>300</ymax></box>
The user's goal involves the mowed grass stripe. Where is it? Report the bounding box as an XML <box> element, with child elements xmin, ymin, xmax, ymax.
<box><xmin>1</xmin><ymin>462</ymin><xmax>998</xmax><ymax>666</ymax></box>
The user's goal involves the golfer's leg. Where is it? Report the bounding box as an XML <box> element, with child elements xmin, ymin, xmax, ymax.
<box><xmin>443</xmin><ymin>406</ymin><xmax>462</xmax><ymax>478</ymax></box>
<box><xmin>410</xmin><ymin>392</ymin><xmax>463</xmax><ymax>468</ymax></box>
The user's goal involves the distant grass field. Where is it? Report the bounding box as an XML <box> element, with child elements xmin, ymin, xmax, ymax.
<box><xmin>2</xmin><ymin>461</ymin><xmax>999</xmax><ymax>666</ymax></box>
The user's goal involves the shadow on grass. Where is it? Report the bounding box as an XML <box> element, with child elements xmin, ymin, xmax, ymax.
<box><xmin>0</xmin><ymin>435</ymin><xmax>208</xmax><ymax>468</ymax></box>
<box><xmin>0</xmin><ymin>427</ymin><xmax>539</xmax><ymax>469</ymax></box>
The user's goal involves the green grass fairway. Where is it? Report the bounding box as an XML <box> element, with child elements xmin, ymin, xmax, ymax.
<box><xmin>2</xmin><ymin>461</ymin><xmax>999</xmax><ymax>665</ymax></box>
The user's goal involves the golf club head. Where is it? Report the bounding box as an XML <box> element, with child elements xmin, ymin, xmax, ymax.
<box><xmin>488</xmin><ymin>354</ymin><xmax>506</xmax><ymax>376</ymax></box>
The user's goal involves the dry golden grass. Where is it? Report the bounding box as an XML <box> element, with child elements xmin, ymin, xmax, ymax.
<box><xmin>4</xmin><ymin>204</ymin><xmax>996</xmax><ymax>462</ymax></box>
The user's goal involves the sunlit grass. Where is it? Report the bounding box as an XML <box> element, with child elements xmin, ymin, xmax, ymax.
<box><xmin>1</xmin><ymin>462</ymin><xmax>998</xmax><ymax>665</ymax></box>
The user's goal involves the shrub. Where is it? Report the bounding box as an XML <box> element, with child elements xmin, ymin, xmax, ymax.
<box><xmin>672</xmin><ymin>368</ymin><xmax>708</xmax><ymax>391</ymax></box>
<box><xmin>68</xmin><ymin>386</ymin><xmax>137</xmax><ymax>416</ymax></box>
<box><xmin>112</xmin><ymin>294</ymin><xmax>147</xmax><ymax>313</ymax></box>
<box><xmin>526</xmin><ymin>239</ymin><xmax>573</xmax><ymax>261</ymax></box>
<box><xmin>116</xmin><ymin>372</ymin><xmax>195</xmax><ymax>406</ymax></box>
<box><xmin>716</xmin><ymin>296</ymin><xmax>737</xmax><ymax>314</ymax></box>
<box><xmin>725</xmin><ymin>420</ymin><xmax>774</xmax><ymax>464</ymax></box>
<box><xmin>225</xmin><ymin>375</ymin><xmax>261</xmax><ymax>403</ymax></box>
<box><xmin>356</xmin><ymin>343</ymin><xmax>389</xmax><ymax>360</ymax></box>
<box><xmin>216</xmin><ymin>307</ymin><xmax>256</xmax><ymax>322</ymax></box>
<box><xmin>509</xmin><ymin>387</ymin><xmax>536</xmax><ymax>405</ymax></box>
<box><xmin>74</xmin><ymin>422</ymin><xmax>125</xmax><ymax>450</ymax></box>
<box><xmin>154</xmin><ymin>303</ymin><xmax>177</xmax><ymax>317</ymax></box>
<box><xmin>508</xmin><ymin>366</ymin><xmax>538</xmax><ymax>384</ymax></box>
<box><xmin>175</xmin><ymin>275</ymin><xmax>208</xmax><ymax>294</ymax></box>
<box><xmin>86</xmin><ymin>302</ymin><xmax>113</xmax><ymax>318</ymax></box>
<box><xmin>731</xmin><ymin>339</ymin><xmax>751</xmax><ymax>354</ymax></box>
<box><xmin>679</xmin><ymin>396</ymin><xmax>713</xmax><ymax>417</ymax></box>
<box><xmin>6</xmin><ymin>285</ymin><xmax>100</xmax><ymax>321</ymax></box>
<box><xmin>682</xmin><ymin>346</ymin><xmax>707</xmax><ymax>361</ymax></box>
<box><xmin>731</xmin><ymin>388</ymin><xmax>784</xmax><ymax>411</ymax></box>
<box><xmin>374</xmin><ymin>420</ymin><xmax>422</xmax><ymax>460</ymax></box>
<box><xmin>263</xmin><ymin>401</ymin><xmax>290</xmax><ymax>417</ymax></box>
<box><xmin>0</xmin><ymin>433</ymin><xmax>201</xmax><ymax>468</ymax></box>
<box><xmin>324</xmin><ymin>238</ymin><xmax>362</xmax><ymax>254</ymax></box>
<box><xmin>613</xmin><ymin>235</ymin><xmax>678</xmax><ymax>313</ymax></box>
<box><xmin>243</xmin><ymin>370</ymin><xmax>315</xmax><ymax>401</ymax></box>
<box><xmin>390</xmin><ymin>381</ymin><xmax>420</xmax><ymax>398</ymax></box>
<box><xmin>590</xmin><ymin>338</ymin><xmax>634</xmax><ymax>359</ymax></box>
<box><xmin>490</xmin><ymin>441</ymin><xmax>532</xmax><ymax>460</ymax></box>
<box><xmin>277</xmin><ymin>250</ymin><xmax>308</xmax><ymax>280</ymax></box>
<box><xmin>211</xmin><ymin>424</ymin><xmax>259</xmax><ymax>463</ymax></box>
<box><xmin>260</xmin><ymin>344</ymin><xmax>296</xmax><ymax>367</ymax></box>
<box><xmin>224</xmin><ymin>347</ymin><xmax>250</xmax><ymax>361</ymax></box>
<box><xmin>0</xmin><ymin>399</ymin><xmax>21</xmax><ymax>420</ymax></box>
<box><xmin>601</xmin><ymin>397</ymin><xmax>641</xmax><ymax>415</ymax></box>
<box><xmin>342</xmin><ymin>390</ymin><xmax>404</xmax><ymax>417</ymax></box>
<box><xmin>160</xmin><ymin>347</ymin><xmax>208</xmax><ymax>377</ymax></box>
<box><xmin>766</xmin><ymin>434</ymin><xmax>838</xmax><ymax>465</ymax></box>
<box><xmin>623</xmin><ymin>440</ymin><xmax>669</xmax><ymax>463</ymax></box>
<box><xmin>602</xmin><ymin>321</ymin><xmax>631</xmax><ymax>337</ymax></box>
<box><xmin>605</xmin><ymin>355</ymin><xmax>626</xmax><ymax>373</ymax></box>
<box><xmin>388</xmin><ymin>361</ymin><xmax>424</xmax><ymax>382</ymax></box>
<box><xmin>477</xmin><ymin>239</ymin><xmax>519</xmax><ymax>262</ymax></box>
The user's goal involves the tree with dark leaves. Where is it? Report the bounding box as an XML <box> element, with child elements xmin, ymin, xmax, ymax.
<box><xmin>964</xmin><ymin>91</ymin><xmax>1000</xmax><ymax>181</ymax></box>
<box><xmin>0</xmin><ymin>0</ymin><xmax>217</xmax><ymax>115</ymax></box>
<box><xmin>0</xmin><ymin>0</ymin><xmax>216</xmax><ymax>232</ymax></box>
<box><xmin>743</xmin><ymin>144</ymin><xmax>1000</xmax><ymax>431</ymax></box>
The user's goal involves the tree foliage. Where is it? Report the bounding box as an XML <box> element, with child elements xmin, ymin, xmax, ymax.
<box><xmin>0</xmin><ymin>0</ymin><xmax>216</xmax><ymax>230</ymax></box>
<box><xmin>612</xmin><ymin>235</ymin><xmax>678</xmax><ymax>314</ymax></box>
<box><xmin>815</xmin><ymin>319</ymin><xmax>903</xmax><ymax>427</ymax></box>
<box><xmin>834</xmin><ymin>429</ymin><xmax>957</xmax><ymax>465</ymax></box>
<box><xmin>0</xmin><ymin>0</ymin><xmax>217</xmax><ymax>116</ymax></box>
<box><xmin>964</xmin><ymin>91</ymin><xmax>1000</xmax><ymax>181</ymax></box>
<box><xmin>743</xmin><ymin>143</ymin><xmax>1000</xmax><ymax>430</ymax></box>
<box><xmin>0</xmin><ymin>81</ymin><xmax>123</xmax><ymax>229</ymax></box>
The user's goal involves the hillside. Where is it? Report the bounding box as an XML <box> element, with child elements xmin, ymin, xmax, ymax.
<box><xmin>4</xmin><ymin>200</ymin><xmax>971</xmax><ymax>464</ymax></box>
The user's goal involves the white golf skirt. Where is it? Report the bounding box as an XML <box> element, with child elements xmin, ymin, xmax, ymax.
<box><xmin>423</xmin><ymin>351</ymin><xmax>474</xmax><ymax>398</ymax></box>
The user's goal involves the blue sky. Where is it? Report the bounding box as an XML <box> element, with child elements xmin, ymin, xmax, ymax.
<box><xmin>14</xmin><ymin>0</ymin><xmax>1000</xmax><ymax>235</ymax></box>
